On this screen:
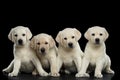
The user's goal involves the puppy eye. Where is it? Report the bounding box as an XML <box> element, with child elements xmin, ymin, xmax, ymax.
<box><xmin>64</xmin><ymin>37</ymin><xmax>67</xmax><ymax>40</ymax></box>
<box><xmin>22</xmin><ymin>34</ymin><xmax>25</xmax><ymax>36</ymax></box>
<box><xmin>37</xmin><ymin>42</ymin><xmax>40</xmax><ymax>45</ymax></box>
<box><xmin>72</xmin><ymin>36</ymin><xmax>75</xmax><ymax>39</ymax></box>
<box><xmin>91</xmin><ymin>33</ymin><xmax>95</xmax><ymax>36</ymax></box>
<box><xmin>45</xmin><ymin>42</ymin><xmax>48</xmax><ymax>45</ymax></box>
<box><xmin>100</xmin><ymin>33</ymin><xmax>103</xmax><ymax>36</ymax></box>
<box><xmin>14</xmin><ymin>34</ymin><xmax>18</xmax><ymax>37</ymax></box>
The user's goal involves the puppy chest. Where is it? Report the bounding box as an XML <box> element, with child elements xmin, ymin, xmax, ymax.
<box><xmin>61</xmin><ymin>56</ymin><xmax>74</xmax><ymax>66</ymax></box>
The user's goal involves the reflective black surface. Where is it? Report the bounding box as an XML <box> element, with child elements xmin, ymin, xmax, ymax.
<box><xmin>1</xmin><ymin>72</ymin><xmax>115</xmax><ymax>80</ymax></box>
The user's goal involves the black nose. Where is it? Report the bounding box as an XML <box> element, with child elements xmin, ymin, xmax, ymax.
<box><xmin>18</xmin><ymin>39</ymin><xmax>23</xmax><ymax>45</ymax></box>
<box><xmin>68</xmin><ymin>42</ymin><xmax>73</xmax><ymax>48</ymax></box>
<box><xmin>95</xmin><ymin>38</ymin><xmax>100</xmax><ymax>44</ymax></box>
<box><xmin>41</xmin><ymin>48</ymin><xmax>45</xmax><ymax>53</ymax></box>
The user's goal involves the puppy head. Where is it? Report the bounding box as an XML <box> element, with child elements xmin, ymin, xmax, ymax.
<box><xmin>56</xmin><ymin>28</ymin><xmax>81</xmax><ymax>49</ymax></box>
<box><xmin>84</xmin><ymin>26</ymin><xmax>109</xmax><ymax>45</ymax></box>
<box><xmin>8</xmin><ymin>26</ymin><xmax>32</xmax><ymax>46</ymax></box>
<box><xmin>30</xmin><ymin>33</ymin><xmax>55</xmax><ymax>55</ymax></box>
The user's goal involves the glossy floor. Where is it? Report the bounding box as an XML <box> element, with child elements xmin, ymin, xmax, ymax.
<box><xmin>2</xmin><ymin>72</ymin><xmax>115</xmax><ymax>80</ymax></box>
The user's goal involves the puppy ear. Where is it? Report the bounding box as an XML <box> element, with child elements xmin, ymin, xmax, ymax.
<box><xmin>49</xmin><ymin>35</ymin><xmax>55</xmax><ymax>48</ymax></box>
<box><xmin>103</xmin><ymin>28</ymin><xmax>109</xmax><ymax>41</ymax></box>
<box><xmin>8</xmin><ymin>28</ymin><xmax>14</xmax><ymax>42</ymax></box>
<box><xmin>25</xmin><ymin>27</ymin><xmax>32</xmax><ymax>40</ymax></box>
<box><xmin>55</xmin><ymin>31</ymin><xmax>62</xmax><ymax>43</ymax></box>
<box><xmin>74</xmin><ymin>28</ymin><xmax>81</xmax><ymax>41</ymax></box>
<box><xmin>84</xmin><ymin>28</ymin><xmax>90</xmax><ymax>40</ymax></box>
<box><xmin>30</xmin><ymin>36</ymin><xmax>36</xmax><ymax>50</ymax></box>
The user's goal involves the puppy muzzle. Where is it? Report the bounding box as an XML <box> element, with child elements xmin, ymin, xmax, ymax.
<box><xmin>40</xmin><ymin>47</ymin><xmax>46</xmax><ymax>54</ymax></box>
<box><xmin>68</xmin><ymin>42</ymin><xmax>74</xmax><ymax>48</ymax></box>
<box><xmin>95</xmin><ymin>38</ymin><xmax>100</xmax><ymax>44</ymax></box>
<box><xmin>18</xmin><ymin>39</ymin><xmax>23</xmax><ymax>45</ymax></box>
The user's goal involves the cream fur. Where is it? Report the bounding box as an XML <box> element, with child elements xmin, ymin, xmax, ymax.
<box><xmin>76</xmin><ymin>26</ymin><xmax>114</xmax><ymax>78</ymax></box>
<box><xmin>56</xmin><ymin>28</ymin><xmax>84</xmax><ymax>77</ymax></box>
<box><xmin>2</xmin><ymin>26</ymin><xmax>48</xmax><ymax>77</ymax></box>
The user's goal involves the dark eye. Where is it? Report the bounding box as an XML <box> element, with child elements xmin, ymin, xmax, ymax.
<box><xmin>64</xmin><ymin>37</ymin><xmax>67</xmax><ymax>40</ymax></box>
<box><xmin>91</xmin><ymin>33</ymin><xmax>95</xmax><ymax>36</ymax></box>
<box><xmin>100</xmin><ymin>33</ymin><xmax>103</xmax><ymax>36</ymax></box>
<box><xmin>37</xmin><ymin>42</ymin><xmax>40</xmax><ymax>45</ymax></box>
<box><xmin>45</xmin><ymin>42</ymin><xmax>48</xmax><ymax>45</ymax></box>
<box><xmin>14</xmin><ymin>34</ymin><xmax>18</xmax><ymax>37</ymax></box>
<box><xmin>22</xmin><ymin>34</ymin><xmax>25</xmax><ymax>36</ymax></box>
<box><xmin>72</xmin><ymin>36</ymin><xmax>75</xmax><ymax>39</ymax></box>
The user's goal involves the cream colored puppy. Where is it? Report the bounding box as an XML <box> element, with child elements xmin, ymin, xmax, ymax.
<box><xmin>2</xmin><ymin>26</ymin><xmax>48</xmax><ymax>77</ymax></box>
<box><xmin>56</xmin><ymin>28</ymin><xmax>83</xmax><ymax>76</ymax></box>
<box><xmin>76</xmin><ymin>26</ymin><xmax>114</xmax><ymax>78</ymax></box>
<box><xmin>30</xmin><ymin>33</ymin><xmax>60</xmax><ymax>77</ymax></box>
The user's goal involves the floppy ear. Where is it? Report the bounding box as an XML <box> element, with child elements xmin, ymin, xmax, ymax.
<box><xmin>84</xmin><ymin>28</ymin><xmax>90</xmax><ymax>40</ymax></box>
<box><xmin>49</xmin><ymin>35</ymin><xmax>55</xmax><ymax>48</ymax></box>
<box><xmin>25</xmin><ymin>27</ymin><xmax>32</xmax><ymax>40</ymax></box>
<box><xmin>103</xmin><ymin>28</ymin><xmax>109</xmax><ymax>41</ymax></box>
<box><xmin>74</xmin><ymin>28</ymin><xmax>81</xmax><ymax>41</ymax></box>
<box><xmin>30</xmin><ymin>36</ymin><xmax>36</xmax><ymax>50</ymax></box>
<box><xmin>8</xmin><ymin>28</ymin><xmax>14</xmax><ymax>42</ymax></box>
<box><xmin>55</xmin><ymin>31</ymin><xmax>62</xmax><ymax>43</ymax></box>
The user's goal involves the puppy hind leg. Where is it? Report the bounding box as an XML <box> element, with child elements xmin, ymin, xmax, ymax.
<box><xmin>2</xmin><ymin>60</ymin><xmax>14</xmax><ymax>73</ymax></box>
<box><xmin>105</xmin><ymin>58</ymin><xmax>114</xmax><ymax>74</ymax></box>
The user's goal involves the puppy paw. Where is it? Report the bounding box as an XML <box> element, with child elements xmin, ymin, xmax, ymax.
<box><xmin>2</xmin><ymin>68</ymin><xmax>11</xmax><ymax>73</ymax></box>
<box><xmin>50</xmin><ymin>72</ymin><xmax>60</xmax><ymax>77</ymax></box>
<box><xmin>8</xmin><ymin>72</ymin><xmax>18</xmax><ymax>77</ymax></box>
<box><xmin>40</xmin><ymin>72</ymin><xmax>49</xmax><ymax>76</ymax></box>
<box><xmin>65</xmin><ymin>70</ymin><xmax>71</xmax><ymax>74</ymax></box>
<box><xmin>106</xmin><ymin>69</ymin><xmax>115</xmax><ymax>74</ymax></box>
<box><xmin>75</xmin><ymin>73</ymin><xmax>90</xmax><ymax>77</ymax></box>
<box><xmin>95</xmin><ymin>73</ymin><xmax>103</xmax><ymax>78</ymax></box>
<box><xmin>32</xmin><ymin>71</ymin><xmax>38</xmax><ymax>75</ymax></box>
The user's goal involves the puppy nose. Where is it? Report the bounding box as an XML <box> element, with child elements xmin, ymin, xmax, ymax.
<box><xmin>18</xmin><ymin>39</ymin><xmax>23</xmax><ymax>45</ymax></box>
<box><xmin>95</xmin><ymin>38</ymin><xmax>100</xmax><ymax>43</ymax></box>
<box><xmin>68</xmin><ymin>42</ymin><xmax>73</xmax><ymax>48</ymax></box>
<box><xmin>41</xmin><ymin>48</ymin><xmax>45</xmax><ymax>53</ymax></box>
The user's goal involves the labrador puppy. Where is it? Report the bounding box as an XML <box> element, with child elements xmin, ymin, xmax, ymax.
<box><xmin>76</xmin><ymin>26</ymin><xmax>114</xmax><ymax>78</ymax></box>
<box><xmin>30</xmin><ymin>33</ymin><xmax>60</xmax><ymax>77</ymax></box>
<box><xmin>56</xmin><ymin>28</ymin><xmax>84</xmax><ymax>77</ymax></box>
<box><xmin>2</xmin><ymin>26</ymin><xmax>48</xmax><ymax>77</ymax></box>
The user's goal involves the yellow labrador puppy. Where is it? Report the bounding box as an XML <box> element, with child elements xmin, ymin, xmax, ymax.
<box><xmin>76</xmin><ymin>26</ymin><xmax>114</xmax><ymax>78</ymax></box>
<box><xmin>56</xmin><ymin>28</ymin><xmax>84</xmax><ymax>77</ymax></box>
<box><xmin>2</xmin><ymin>26</ymin><xmax>48</xmax><ymax>77</ymax></box>
<box><xmin>30</xmin><ymin>33</ymin><xmax>60</xmax><ymax>77</ymax></box>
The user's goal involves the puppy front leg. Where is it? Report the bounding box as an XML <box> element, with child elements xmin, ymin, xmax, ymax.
<box><xmin>74</xmin><ymin>57</ymin><xmax>82</xmax><ymax>73</ymax></box>
<box><xmin>32</xmin><ymin>58</ymin><xmax>48</xmax><ymax>76</ymax></box>
<box><xmin>75</xmin><ymin>57</ymin><xmax>90</xmax><ymax>77</ymax></box>
<box><xmin>94</xmin><ymin>61</ymin><xmax>104</xmax><ymax>78</ymax></box>
<box><xmin>49</xmin><ymin>57</ymin><xmax>60</xmax><ymax>77</ymax></box>
<box><xmin>8</xmin><ymin>59</ymin><xmax>21</xmax><ymax>77</ymax></box>
<box><xmin>3</xmin><ymin>60</ymin><xmax>14</xmax><ymax>73</ymax></box>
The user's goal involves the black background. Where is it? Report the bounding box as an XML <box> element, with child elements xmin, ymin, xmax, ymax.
<box><xmin>0</xmin><ymin>2</ymin><xmax>119</xmax><ymax>80</ymax></box>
